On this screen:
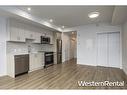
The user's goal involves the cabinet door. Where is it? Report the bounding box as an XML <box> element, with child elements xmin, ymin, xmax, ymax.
<box><xmin>37</xmin><ymin>53</ymin><xmax>44</xmax><ymax>67</ymax></box>
<box><xmin>49</xmin><ymin>35</ymin><xmax>53</xmax><ymax>44</ymax></box>
<box><xmin>32</xmin><ymin>32</ymin><xmax>41</xmax><ymax>43</ymax></box>
<box><xmin>34</xmin><ymin>54</ymin><xmax>39</xmax><ymax>68</ymax></box>
<box><xmin>9</xmin><ymin>21</ymin><xmax>19</xmax><ymax>41</ymax></box>
<box><xmin>45</xmin><ymin>34</ymin><xmax>53</xmax><ymax>44</ymax></box>
<box><xmin>30</xmin><ymin>53</ymin><xmax>44</xmax><ymax>71</ymax></box>
<box><xmin>10</xmin><ymin>21</ymin><xmax>25</xmax><ymax>42</ymax></box>
<box><xmin>21</xmin><ymin>54</ymin><xmax>29</xmax><ymax>73</ymax></box>
<box><xmin>25</xmin><ymin>30</ymin><xmax>34</xmax><ymax>39</ymax></box>
<box><xmin>10</xmin><ymin>26</ymin><xmax>20</xmax><ymax>41</ymax></box>
<box><xmin>25</xmin><ymin>25</ymin><xmax>35</xmax><ymax>39</ymax></box>
<box><xmin>35</xmin><ymin>53</ymin><xmax>42</xmax><ymax>69</ymax></box>
<box><xmin>15</xmin><ymin>55</ymin><xmax>22</xmax><ymax>75</ymax></box>
<box><xmin>29</xmin><ymin>54</ymin><xmax>35</xmax><ymax>71</ymax></box>
<box><xmin>30</xmin><ymin>53</ymin><xmax>40</xmax><ymax>71</ymax></box>
<box><xmin>18</xmin><ymin>23</ymin><xmax>26</xmax><ymax>42</ymax></box>
<box><xmin>29</xmin><ymin>31</ymin><xmax>34</xmax><ymax>39</ymax></box>
<box><xmin>41</xmin><ymin>53</ymin><xmax>45</xmax><ymax>66</ymax></box>
<box><xmin>15</xmin><ymin>55</ymin><xmax>29</xmax><ymax>76</ymax></box>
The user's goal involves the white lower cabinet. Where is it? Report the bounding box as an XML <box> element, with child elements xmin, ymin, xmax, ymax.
<box><xmin>7</xmin><ymin>54</ymin><xmax>15</xmax><ymax>78</ymax></box>
<box><xmin>29</xmin><ymin>53</ymin><xmax>44</xmax><ymax>71</ymax></box>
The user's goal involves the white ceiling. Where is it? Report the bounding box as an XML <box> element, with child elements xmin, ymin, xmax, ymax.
<box><xmin>17</xmin><ymin>6</ymin><xmax>114</xmax><ymax>28</ymax></box>
<box><xmin>0</xmin><ymin>6</ymin><xmax>127</xmax><ymax>31</ymax></box>
<box><xmin>112</xmin><ymin>6</ymin><xmax>127</xmax><ymax>25</ymax></box>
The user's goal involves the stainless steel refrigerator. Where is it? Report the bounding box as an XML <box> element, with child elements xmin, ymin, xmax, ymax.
<box><xmin>57</xmin><ymin>39</ymin><xmax>62</xmax><ymax>64</ymax></box>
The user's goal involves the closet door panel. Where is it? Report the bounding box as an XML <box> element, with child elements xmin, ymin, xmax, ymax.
<box><xmin>108</xmin><ymin>32</ymin><xmax>120</xmax><ymax>68</ymax></box>
<box><xmin>97</xmin><ymin>33</ymin><xmax>108</xmax><ymax>67</ymax></box>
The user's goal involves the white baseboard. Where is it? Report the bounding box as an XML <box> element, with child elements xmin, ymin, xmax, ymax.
<box><xmin>77</xmin><ymin>62</ymin><xmax>97</xmax><ymax>67</ymax></box>
<box><xmin>0</xmin><ymin>74</ymin><xmax>6</xmax><ymax>77</ymax></box>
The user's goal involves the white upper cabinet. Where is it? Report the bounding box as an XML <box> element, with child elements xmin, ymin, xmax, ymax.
<box><xmin>24</xmin><ymin>25</ymin><xmax>35</xmax><ymax>39</ymax></box>
<box><xmin>32</xmin><ymin>32</ymin><xmax>41</xmax><ymax>43</ymax></box>
<box><xmin>44</xmin><ymin>31</ymin><xmax>54</xmax><ymax>44</ymax></box>
<box><xmin>49</xmin><ymin>35</ymin><xmax>53</xmax><ymax>44</ymax></box>
<box><xmin>7</xmin><ymin>19</ymin><xmax>54</xmax><ymax>44</ymax></box>
<box><xmin>7</xmin><ymin>20</ymin><xmax>26</xmax><ymax>42</ymax></box>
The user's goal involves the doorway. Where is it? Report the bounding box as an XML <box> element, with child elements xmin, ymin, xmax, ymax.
<box><xmin>62</xmin><ymin>31</ymin><xmax>77</xmax><ymax>62</ymax></box>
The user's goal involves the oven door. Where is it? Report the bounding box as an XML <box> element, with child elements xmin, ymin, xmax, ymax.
<box><xmin>45</xmin><ymin>54</ymin><xmax>54</xmax><ymax>65</ymax></box>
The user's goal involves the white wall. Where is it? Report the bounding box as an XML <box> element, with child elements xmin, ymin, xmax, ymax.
<box><xmin>122</xmin><ymin>22</ymin><xmax>127</xmax><ymax>74</ymax></box>
<box><xmin>69</xmin><ymin>23</ymin><xmax>122</xmax><ymax>67</ymax></box>
<box><xmin>0</xmin><ymin>17</ymin><xmax>7</xmax><ymax>76</ymax></box>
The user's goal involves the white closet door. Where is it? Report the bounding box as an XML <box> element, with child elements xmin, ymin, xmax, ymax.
<box><xmin>97</xmin><ymin>32</ymin><xmax>120</xmax><ymax>68</ymax></box>
<box><xmin>97</xmin><ymin>33</ymin><xmax>108</xmax><ymax>67</ymax></box>
<box><xmin>108</xmin><ymin>32</ymin><xmax>120</xmax><ymax>68</ymax></box>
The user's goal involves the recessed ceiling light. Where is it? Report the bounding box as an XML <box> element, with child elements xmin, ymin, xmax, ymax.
<box><xmin>62</xmin><ymin>26</ymin><xmax>65</xmax><ymax>28</ymax></box>
<box><xmin>49</xmin><ymin>19</ymin><xmax>53</xmax><ymax>22</ymax></box>
<box><xmin>88</xmin><ymin>12</ymin><xmax>100</xmax><ymax>18</ymax></box>
<box><xmin>27</xmin><ymin>7</ymin><xmax>31</xmax><ymax>11</ymax></box>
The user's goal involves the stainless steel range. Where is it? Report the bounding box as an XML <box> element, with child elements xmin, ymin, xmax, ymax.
<box><xmin>44</xmin><ymin>52</ymin><xmax>54</xmax><ymax>68</ymax></box>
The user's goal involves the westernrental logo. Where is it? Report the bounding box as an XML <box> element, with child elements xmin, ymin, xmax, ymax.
<box><xmin>78</xmin><ymin>81</ymin><xmax>124</xmax><ymax>87</ymax></box>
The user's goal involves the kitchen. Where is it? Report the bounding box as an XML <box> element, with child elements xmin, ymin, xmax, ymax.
<box><xmin>2</xmin><ymin>6</ymin><xmax>126</xmax><ymax>89</ymax></box>
<box><xmin>6</xmin><ymin>18</ymin><xmax>62</xmax><ymax>78</ymax></box>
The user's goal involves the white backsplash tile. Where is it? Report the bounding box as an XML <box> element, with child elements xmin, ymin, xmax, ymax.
<box><xmin>7</xmin><ymin>41</ymin><xmax>54</xmax><ymax>54</ymax></box>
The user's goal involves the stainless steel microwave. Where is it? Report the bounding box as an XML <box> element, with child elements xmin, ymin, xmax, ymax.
<box><xmin>41</xmin><ymin>36</ymin><xmax>50</xmax><ymax>44</ymax></box>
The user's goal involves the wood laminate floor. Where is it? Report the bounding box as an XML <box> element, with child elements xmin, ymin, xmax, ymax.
<box><xmin>0</xmin><ymin>59</ymin><xmax>127</xmax><ymax>89</ymax></box>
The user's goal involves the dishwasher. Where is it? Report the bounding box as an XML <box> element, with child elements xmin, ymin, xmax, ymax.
<box><xmin>15</xmin><ymin>54</ymin><xmax>29</xmax><ymax>77</ymax></box>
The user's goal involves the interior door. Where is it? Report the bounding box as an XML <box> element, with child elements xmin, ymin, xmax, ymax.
<box><xmin>97</xmin><ymin>33</ymin><xmax>108</xmax><ymax>67</ymax></box>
